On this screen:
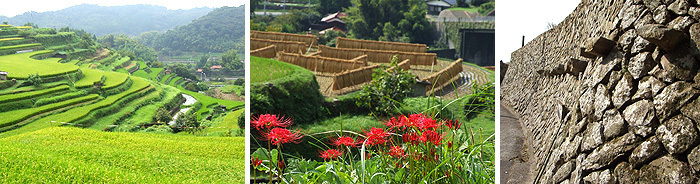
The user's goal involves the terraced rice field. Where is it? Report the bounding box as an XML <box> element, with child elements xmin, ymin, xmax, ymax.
<box><xmin>0</xmin><ymin>50</ymin><xmax>78</xmax><ymax>79</ymax></box>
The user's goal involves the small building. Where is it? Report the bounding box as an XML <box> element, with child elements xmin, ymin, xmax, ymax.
<box><xmin>210</xmin><ymin>65</ymin><xmax>222</xmax><ymax>70</ymax></box>
<box><xmin>426</xmin><ymin>0</ymin><xmax>456</xmax><ymax>15</ymax></box>
<box><xmin>312</xmin><ymin>12</ymin><xmax>348</xmax><ymax>33</ymax></box>
<box><xmin>0</xmin><ymin>71</ymin><xmax>8</xmax><ymax>80</ymax></box>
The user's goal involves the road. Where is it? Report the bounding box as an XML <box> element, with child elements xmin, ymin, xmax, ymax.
<box><xmin>253</xmin><ymin>11</ymin><xmax>288</xmax><ymax>16</ymax></box>
<box><xmin>500</xmin><ymin>105</ymin><xmax>533</xmax><ymax>184</ymax></box>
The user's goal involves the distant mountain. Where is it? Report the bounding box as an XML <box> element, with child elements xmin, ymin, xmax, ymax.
<box><xmin>0</xmin><ymin>4</ymin><xmax>212</xmax><ymax>36</ymax></box>
<box><xmin>138</xmin><ymin>6</ymin><xmax>245</xmax><ymax>53</ymax></box>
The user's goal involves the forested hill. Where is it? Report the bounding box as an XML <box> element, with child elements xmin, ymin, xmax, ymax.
<box><xmin>137</xmin><ymin>6</ymin><xmax>245</xmax><ymax>54</ymax></box>
<box><xmin>0</xmin><ymin>4</ymin><xmax>211</xmax><ymax>36</ymax></box>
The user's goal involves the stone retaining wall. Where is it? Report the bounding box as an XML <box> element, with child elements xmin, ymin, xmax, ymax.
<box><xmin>502</xmin><ymin>0</ymin><xmax>700</xmax><ymax>183</ymax></box>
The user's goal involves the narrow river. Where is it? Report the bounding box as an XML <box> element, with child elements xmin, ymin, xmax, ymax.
<box><xmin>168</xmin><ymin>94</ymin><xmax>197</xmax><ymax>126</ymax></box>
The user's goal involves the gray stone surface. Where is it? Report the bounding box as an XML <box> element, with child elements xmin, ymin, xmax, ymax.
<box><xmin>669</xmin><ymin>16</ymin><xmax>695</xmax><ymax>31</ymax></box>
<box><xmin>688</xmin><ymin>145</ymin><xmax>700</xmax><ymax>173</ymax></box>
<box><xmin>583</xmin><ymin>169</ymin><xmax>616</xmax><ymax>184</ymax></box>
<box><xmin>623</xmin><ymin>100</ymin><xmax>657</xmax><ymax>137</ymax></box>
<box><xmin>633</xmin><ymin>76</ymin><xmax>666</xmax><ymax>100</ymax></box>
<box><xmin>593</xmin><ymin>84</ymin><xmax>612</xmax><ymax>121</ymax></box>
<box><xmin>656</xmin><ymin>115</ymin><xmax>698</xmax><ymax>154</ymax></box>
<box><xmin>654</xmin><ymin>5</ymin><xmax>672</xmax><ymax>24</ymax></box>
<box><xmin>602</xmin><ymin>109</ymin><xmax>626</xmax><ymax>139</ymax></box>
<box><xmin>636</xmin><ymin>24</ymin><xmax>687</xmax><ymax>51</ymax></box>
<box><xmin>668</xmin><ymin>0</ymin><xmax>690</xmax><ymax>15</ymax></box>
<box><xmin>628</xmin><ymin>52</ymin><xmax>656</xmax><ymax>80</ymax></box>
<box><xmin>629</xmin><ymin>136</ymin><xmax>664</xmax><ymax>167</ymax></box>
<box><xmin>582</xmin><ymin>132</ymin><xmax>641</xmax><ymax>171</ymax></box>
<box><xmin>680</xmin><ymin>97</ymin><xmax>700</xmax><ymax>122</ymax></box>
<box><xmin>583</xmin><ymin>37</ymin><xmax>617</xmax><ymax>57</ymax></box>
<box><xmin>551</xmin><ymin>160</ymin><xmax>574</xmax><ymax>184</ymax></box>
<box><xmin>614</xmin><ymin>162</ymin><xmax>639</xmax><ymax>184</ymax></box>
<box><xmin>653</xmin><ymin>81</ymin><xmax>698</xmax><ymax>121</ymax></box>
<box><xmin>581</xmin><ymin>121</ymin><xmax>604</xmax><ymax>152</ymax></box>
<box><xmin>639</xmin><ymin>155</ymin><xmax>694</xmax><ymax>184</ymax></box>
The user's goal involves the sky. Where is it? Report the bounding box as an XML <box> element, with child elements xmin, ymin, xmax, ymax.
<box><xmin>496</xmin><ymin>0</ymin><xmax>581</xmax><ymax>63</ymax></box>
<box><xmin>0</xmin><ymin>0</ymin><xmax>246</xmax><ymax>17</ymax></box>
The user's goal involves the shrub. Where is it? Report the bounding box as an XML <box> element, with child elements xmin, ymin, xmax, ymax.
<box><xmin>356</xmin><ymin>56</ymin><xmax>416</xmax><ymax>116</ymax></box>
<box><xmin>27</xmin><ymin>73</ymin><xmax>43</xmax><ymax>86</ymax></box>
<box><xmin>154</xmin><ymin>107</ymin><xmax>172</xmax><ymax>123</ymax></box>
<box><xmin>234</xmin><ymin>78</ymin><xmax>244</xmax><ymax>85</ymax></box>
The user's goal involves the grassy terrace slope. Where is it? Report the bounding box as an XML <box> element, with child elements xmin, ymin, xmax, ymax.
<box><xmin>1</xmin><ymin>77</ymin><xmax>151</xmax><ymax>138</ymax></box>
<box><xmin>0</xmin><ymin>127</ymin><xmax>244</xmax><ymax>183</ymax></box>
<box><xmin>0</xmin><ymin>50</ymin><xmax>78</xmax><ymax>79</ymax></box>
<box><xmin>251</xmin><ymin>56</ymin><xmax>295</xmax><ymax>83</ymax></box>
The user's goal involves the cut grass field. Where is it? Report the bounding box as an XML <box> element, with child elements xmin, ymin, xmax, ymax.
<box><xmin>251</xmin><ymin>56</ymin><xmax>295</xmax><ymax>83</ymax></box>
<box><xmin>0</xmin><ymin>50</ymin><xmax>79</xmax><ymax>79</ymax></box>
<box><xmin>0</xmin><ymin>127</ymin><xmax>245</xmax><ymax>183</ymax></box>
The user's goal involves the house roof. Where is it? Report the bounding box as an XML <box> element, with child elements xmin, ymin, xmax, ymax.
<box><xmin>321</xmin><ymin>12</ymin><xmax>347</xmax><ymax>22</ymax></box>
<box><xmin>210</xmin><ymin>65</ymin><xmax>222</xmax><ymax>69</ymax></box>
<box><xmin>427</xmin><ymin>0</ymin><xmax>451</xmax><ymax>7</ymax></box>
<box><xmin>0</xmin><ymin>71</ymin><xmax>7</xmax><ymax>75</ymax></box>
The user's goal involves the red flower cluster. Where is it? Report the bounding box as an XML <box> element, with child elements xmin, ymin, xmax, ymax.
<box><xmin>252</xmin><ymin>157</ymin><xmax>263</xmax><ymax>168</ymax></box>
<box><xmin>388</xmin><ymin>146</ymin><xmax>405</xmax><ymax>158</ymax></box>
<box><xmin>364</xmin><ymin>127</ymin><xmax>389</xmax><ymax>146</ymax></box>
<box><xmin>445</xmin><ymin>119</ymin><xmax>461</xmax><ymax>130</ymax></box>
<box><xmin>319</xmin><ymin>149</ymin><xmax>343</xmax><ymax>161</ymax></box>
<box><xmin>265</xmin><ymin>128</ymin><xmax>303</xmax><ymax>146</ymax></box>
<box><xmin>402</xmin><ymin>132</ymin><xmax>420</xmax><ymax>145</ymax></box>
<box><xmin>251</xmin><ymin>114</ymin><xmax>293</xmax><ymax>130</ymax></box>
<box><xmin>420</xmin><ymin>130</ymin><xmax>444</xmax><ymax>145</ymax></box>
<box><xmin>384</xmin><ymin>114</ymin><xmax>442</xmax><ymax>131</ymax></box>
<box><xmin>331</xmin><ymin>136</ymin><xmax>361</xmax><ymax>147</ymax></box>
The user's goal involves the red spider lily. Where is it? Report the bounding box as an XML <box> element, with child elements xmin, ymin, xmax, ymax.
<box><xmin>420</xmin><ymin>130</ymin><xmax>444</xmax><ymax>145</ymax></box>
<box><xmin>388</xmin><ymin>146</ymin><xmax>405</xmax><ymax>158</ymax></box>
<box><xmin>330</xmin><ymin>136</ymin><xmax>361</xmax><ymax>147</ymax></box>
<box><xmin>448</xmin><ymin>141</ymin><xmax>453</xmax><ymax>149</ymax></box>
<box><xmin>445</xmin><ymin>170</ymin><xmax>451</xmax><ymax>178</ymax></box>
<box><xmin>385</xmin><ymin>116</ymin><xmax>410</xmax><ymax>130</ymax></box>
<box><xmin>278</xmin><ymin>160</ymin><xmax>285</xmax><ymax>170</ymax></box>
<box><xmin>252</xmin><ymin>157</ymin><xmax>263</xmax><ymax>168</ymax></box>
<box><xmin>363</xmin><ymin>127</ymin><xmax>389</xmax><ymax>146</ymax></box>
<box><xmin>319</xmin><ymin>149</ymin><xmax>343</xmax><ymax>161</ymax></box>
<box><xmin>263</xmin><ymin>128</ymin><xmax>304</xmax><ymax>146</ymax></box>
<box><xmin>445</xmin><ymin>119</ymin><xmax>461</xmax><ymax>130</ymax></box>
<box><xmin>251</xmin><ymin>114</ymin><xmax>293</xmax><ymax>131</ymax></box>
<box><xmin>402</xmin><ymin>132</ymin><xmax>420</xmax><ymax>145</ymax></box>
<box><xmin>409</xmin><ymin>114</ymin><xmax>441</xmax><ymax>130</ymax></box>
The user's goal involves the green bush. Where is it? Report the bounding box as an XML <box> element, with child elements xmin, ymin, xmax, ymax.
<box><xmin>356</xmin><ymin>56</ymin><xmax>416</xmax><ymax>116</ymax></box>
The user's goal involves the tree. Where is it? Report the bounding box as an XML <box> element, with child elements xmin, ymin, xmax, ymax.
<box><xmin>317</xmin><ymin>0</ymin><xmax>352</xmax><ymax>15</ymax></box>
<box><xmin>2</xmin><ymin>22</ymin><xmax>7</xmax><ymax>25</ymax></box>
<box><xmin>175</xmin><ymin>111</ymin><xmax>200</xmax><ymax>135</ymax></box>
<box><xmin>221</xmin><ymin>49</ymin><xmax>243</xmax><ymax>73</ymax></box>
<box><xmin>197</xmin><ymin>55</ymin><xmax>209</xmax><ymax>69</ymax></box>
<box><xmin>154</xmin><ymin>107</ymin><xmax>172</xmax><ymax>123</ymax></box>
<box><xmin>233</xmin><ymin>78</ymin><xmax>244</xmax><ymax>85</ymax></box>
<box><xmin>27</xmin><ymin>73</ymin><xmax>43</xmax><ymax>87</ymax></box>
<box><xmin>346</xmin><ymin>0</ymin><xmax>435</xmax><ymax>44</ymax></box>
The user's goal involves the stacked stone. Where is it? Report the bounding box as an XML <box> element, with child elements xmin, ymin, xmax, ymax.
<box><xmin>503</xmin><ymin>0</ymin><xmax>700</xmax><ymax>183</ymax></box>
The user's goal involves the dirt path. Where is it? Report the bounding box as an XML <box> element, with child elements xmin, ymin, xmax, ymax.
<box><xmin>500</xmin><ymin>105</ymin><xmax>533</xmax><ymax>184</ymax></box>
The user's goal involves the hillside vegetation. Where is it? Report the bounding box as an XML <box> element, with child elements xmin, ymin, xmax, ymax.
<box><xmin>0</xmin><ymin>4</ymin><xmax>212</xmax><ymax>36</ymax></box>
